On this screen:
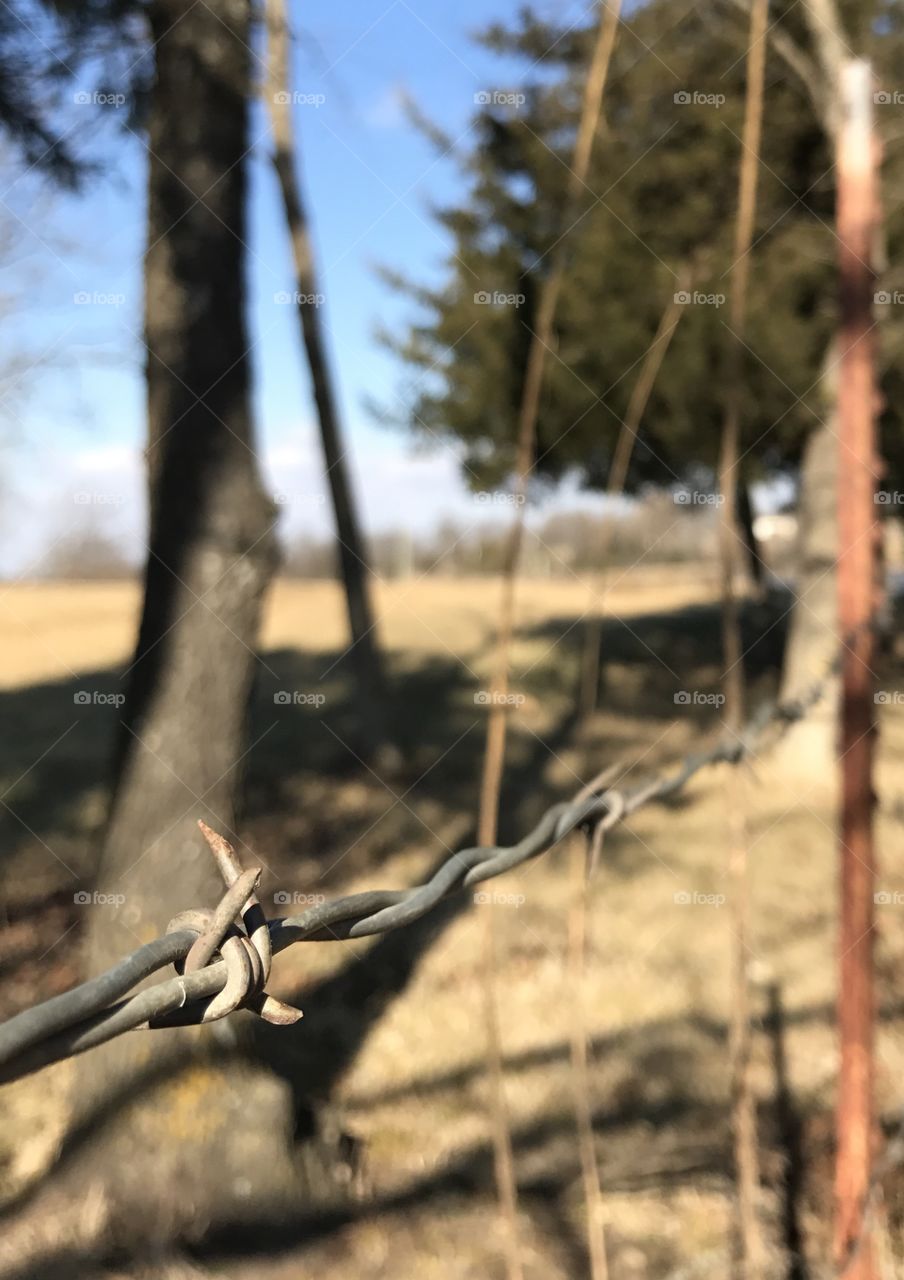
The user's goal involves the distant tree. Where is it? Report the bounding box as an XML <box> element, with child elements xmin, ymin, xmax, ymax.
<box><xmin>40</xmin><ymin>524</ymin><xmax>136</xmax><ymax>579</ymax></box>
<box><xmin>383</xmin><ymin>1</ymin><xmax>837</xmax><ymax>500</ymax></box>
<box><xmin>0</xmin><ymin>1</ymin><xmax>147</xmax><ymax>186</ymax></box>
<box><xmin>0</xmin><ymin>2</ymin><xmax>147</xmax><ymax>460</ymax></box>
<box><xmin>283</xmin><ymin>532</ymin><xmax>339</xmax><ymax>578</ymax></box>
<box><xmin>386</xmin><ymin>0</ymin><xmax>904</xmax><ymax>718</ymax></box>
<box><xmin>0</xmin><ymin>5</ymin><xmax>85</xmax><ymax>186</ymax></box>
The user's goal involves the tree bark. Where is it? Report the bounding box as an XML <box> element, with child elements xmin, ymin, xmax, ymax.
<box><xmin>775</xmin><ymin>407</ymin><xmax>839</xmax><ymax>777</ymax></box>
<box><xmin>69</xmin><ymin>0</ymin><xmax>296</xmax><ymax>1236</ymax></box>
<box><xmin>104</xmin><ymin>0</ymin><xmax>277</xmax><ymax>1003</ymax></box>
<box><xmin>775</xmin><ymin>0</ymin><xmax>846</xmax><ymax>773</ymax></box>
<box><xmin>737</xmin><ymin>478</ymin><xmax>765</xmax><ymax>592</ymax></box>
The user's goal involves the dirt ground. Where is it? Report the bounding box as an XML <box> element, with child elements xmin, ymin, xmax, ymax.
<box><xmin>2</xmin><ymin>569</ymin><xmax>904</xmax><ymax>1279</ymax></box>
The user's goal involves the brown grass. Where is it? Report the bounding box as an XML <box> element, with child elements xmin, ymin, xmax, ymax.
<box><xmin>1</xmin><ymin>572</ymin><xmax>904</xmax><ymax>1278</ymax></box>
<box><xmin>0</xmin><ymin>567</ymin><xmax>716</xmax><ymax>690</ymax></box>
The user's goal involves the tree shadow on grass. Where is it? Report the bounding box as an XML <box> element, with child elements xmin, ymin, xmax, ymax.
<box><xmin>0</xmin><ymin>644</ymin><xmax>476</xmax><ymax>898</ymax></box>
<box><xmin>523</xmin><ymin>593</ymin><xmax>792</xmax><ymax>722</ymax></box>
<box><xmin>16</xmin><ymin>982</ymin><xmax>904</xmax><ymax>1277</ymax></box>
<box><xmin>0</xmin><ymin>644</ymin><xmax>592</xmax><ymax>1225</ymax></box>
<box><xmin>0</xmin><ymin>592</ymin><xmax>801</xmax><ymax>1136</ymax></box>
<box><xmin>0</xmin><ymin>1021</ymin><xmax>735</xmax><ymax>1279</ymax></box>
<box><xmin>0</xmin><ymin>593</ymin><xmax>795</xmax><ymax>891</ymax></box>
<box><xmin>0</xmin><ymin>590</ymin><xmax>843</xmax><ymax>1278</ymax></box>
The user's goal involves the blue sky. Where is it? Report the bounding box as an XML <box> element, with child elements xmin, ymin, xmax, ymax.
<box><xmin>0</xmin><ymin>0</ymin><xmax>603</xmax><ymax>576</ymax></box>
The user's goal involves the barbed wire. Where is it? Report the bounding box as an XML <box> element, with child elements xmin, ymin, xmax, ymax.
<box><xmin>0</xmin><ymin>620</ymin><xmax>871</xmax><ymax>1085</ymax></box>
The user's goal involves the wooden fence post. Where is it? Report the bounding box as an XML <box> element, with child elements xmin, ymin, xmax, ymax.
<box><xmin>834</xmin><ymin>56</ymin><xmax>881</xmax><ymax>1280</ymax></box>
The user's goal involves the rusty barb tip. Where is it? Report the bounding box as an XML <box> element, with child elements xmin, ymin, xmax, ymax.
<box><xmin>181</xmin><ymin>819</ymin><xmax>303</xmax><ymax>1028</ymax></box>
<box><xmin>197</xmin><ymin>817</ymin><xmax>236</xmax><ymax>858</ymax></box>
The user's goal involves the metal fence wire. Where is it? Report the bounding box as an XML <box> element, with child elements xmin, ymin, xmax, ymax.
<box><xmin>0</xmin><ymin>622</ymin><xmax>872</xmax><ymax>1085</ymax></box>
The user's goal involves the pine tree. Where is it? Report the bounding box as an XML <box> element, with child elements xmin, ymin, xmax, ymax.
<box><xmin>386</xmin><ymin>0</ymin><xmax>904</xmax><ymax>501</ymax></box>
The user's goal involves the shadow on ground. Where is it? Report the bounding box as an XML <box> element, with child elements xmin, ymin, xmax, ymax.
<box><xmin>0</xmin><ymin>593</ymin><xmax>796</xmax><ymax>886</ymax></box>
<box><xmin>7</xmin><ymin>589</ymin><xmax>885</xmax><ymax>1278</ymax></box>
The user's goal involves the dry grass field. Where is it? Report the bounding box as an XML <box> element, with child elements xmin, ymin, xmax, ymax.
<box><xmin>0</xmin><ymin>569</ymin><xmax>719</xmax><ymax>690</ymax></box>
<box><xmin>2</xmin><ymin>570</ymin><xmax>904</xmax><ymax>1278</ymax></box>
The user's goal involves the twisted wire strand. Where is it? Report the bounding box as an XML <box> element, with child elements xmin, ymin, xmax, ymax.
<box><xmin>0</xmin><ymin>620</ymin><xmax>866</xmax><ymax>1084</ymax></box>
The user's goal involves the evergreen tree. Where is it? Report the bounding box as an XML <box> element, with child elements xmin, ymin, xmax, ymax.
<box><xmin>385</xmin><ymin>0</ymin><xmax>904</xmax><ymax>499</ymax></box>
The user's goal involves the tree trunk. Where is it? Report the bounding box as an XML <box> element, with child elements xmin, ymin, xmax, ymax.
<box><xmin>776</xmin><ymin>406</ymin><xmax>839</xmax><ymax>779</ymax></box>
<box><xmin>265</xmin><ymin>0</ymin><xmax>389</xmax><ymax>752</ymax></box>
<box><xmin>68</xmin><ymin>0</ymin><xmax>298</xmax><ymax>1237</ymax></box>
<box><xmin>737</xmin><ymin>478</ymin><xmax>766</xmax><ymax>593</ymax></box>
<box><xmin>772</xmin><ymin>0</ymin><xmax>845</xmax><ymax>782</ymax></box>
<box><xmin>102</xmin><ymin>0</ymin><xmax>277</xmax><ymax>1013</ymax></box>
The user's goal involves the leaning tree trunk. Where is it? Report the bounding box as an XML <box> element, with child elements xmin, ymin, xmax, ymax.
<box><xmin>66</xmin><ymin>0</ymin><xmax>301</xmax><ymax>1241</ymax></box>
<box><xmin>265</xmin><ymin>0</ymin><xmax>390</xmax><ymax>754</ymax></box>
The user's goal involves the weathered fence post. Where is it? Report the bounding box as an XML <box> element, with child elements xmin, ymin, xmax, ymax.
<box><xmin>834</xmin><ymin>56</ymin><xmax>881</xmax><ymax>1280</ymax></box>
